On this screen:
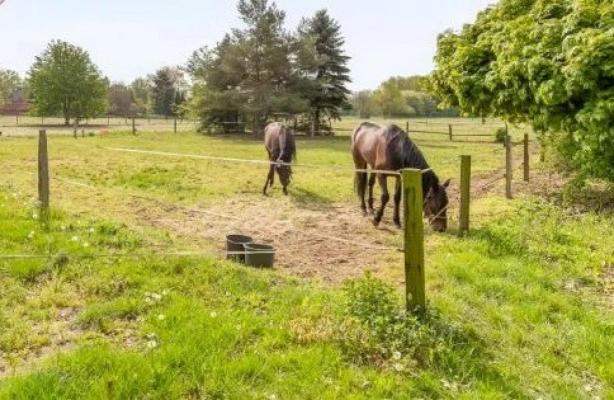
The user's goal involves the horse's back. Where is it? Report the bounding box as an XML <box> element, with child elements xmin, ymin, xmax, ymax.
<box><xmin>264</xmin><ymin>122</ymin><xmax>295</xmax><ymax>162</ymax></box>
<box><xmin>352</xmin><ymin>122</ymin><xmax>382</xmax><ymax>167</ymax></box>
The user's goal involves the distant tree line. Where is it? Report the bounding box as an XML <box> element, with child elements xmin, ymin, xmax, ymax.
<box><xmin>349</xmin><ymin>76</ymin><xmax>459</xmax><ymax>119</ymax></box>
<box><xmin>1</xmin><ymin>41</ymin><xmax>189</xmax><ymax>125</ymax></box>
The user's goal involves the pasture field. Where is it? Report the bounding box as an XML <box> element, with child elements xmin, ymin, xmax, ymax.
<box><xmin>0</xmin><ymin>120</ymin><xmax>613</xmax><ymax>398</ymax></box>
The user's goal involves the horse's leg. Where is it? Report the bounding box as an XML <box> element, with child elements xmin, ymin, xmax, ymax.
<box><xmin>262</xmin><ymin>164</ymin><xmax>275</xmax><ymax>195</ymax></box>
<box><xmin>373</xmin><ymin>174</ymin><xmax>389</xmax><ymax>227</ymax></box>
<box><xmin>367</xmin><ymin>173</ymin><xmax>376</xmax><ymax>215</ymax></box>
<box><xmin>393</xmin><ymin>175</ymin><xmax>402</xmax><ymax>228</ymax></box>
<box><xmin>354</xmin><ymin>161</ymin><xmax>368</xmax><ymax>215</ymax></box>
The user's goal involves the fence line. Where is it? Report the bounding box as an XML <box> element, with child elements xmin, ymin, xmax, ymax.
<box><xmin>104</xmin><ymin>147</ymin><xmax>430</xmax><ymax>176</ymax></box>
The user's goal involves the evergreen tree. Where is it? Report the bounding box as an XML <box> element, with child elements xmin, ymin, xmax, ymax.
<box><xmin>297</xmin><ymin>10</ymin><xmax>351</xmax><ymax>135</ymax></box>
<box><xmin>151</xmin><ymin>67</ymin><xmax>186</xmax><ymax>117</ymax></box>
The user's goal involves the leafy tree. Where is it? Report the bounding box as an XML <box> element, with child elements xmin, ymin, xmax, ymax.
<box><xmin>108</xmin><ymin>83</ymin><xmax>136</xmax><ymax>117</ymax></box>
<box><xmin>130</xmin><ymin>77</ymin><xmax>152</xmax><ymax>115</ymax></box>
<box><xmin>297</xmin><ymin>9</ymin><xmax>351</xmax><ymax>135</ymax></box>
<box><xmin>151</xmin><ymin>67</ymin><xmax>186</xmax><ymax>117</ymax></box>
<box><xmin>28</xmin><ymin>40</ymin><xmax>107</xmax><ymax>124</ymax></box>
<box><xmin>0</xmin><ymin>69</ymin><xmax>23</xmax><ymax>105</ymax></box>
<box><xmin>373</xmin><ymin>79</ymin><xmax>409</xmax><ymax>117</ymax></box>
<box><xmin>351</xmin><ymin>90</ymin><xmax>377</xmax><ymax>118</ymax></box>
<box><xmin>431</xmin><ymin>0</ymin><xmax>614</xmax><ymax>181</ymax></box>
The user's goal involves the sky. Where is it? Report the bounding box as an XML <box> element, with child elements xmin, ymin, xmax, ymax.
<box><xmin>0</xmin><ymin>0</ymin><xmax>493</xmax><ymax>90</ymax></box>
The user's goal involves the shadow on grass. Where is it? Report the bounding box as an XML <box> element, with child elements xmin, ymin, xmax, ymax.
<box><xmin>289</xmin><ymin>187</ymin><xmax>336</xmax><ymax>211</ymax></box>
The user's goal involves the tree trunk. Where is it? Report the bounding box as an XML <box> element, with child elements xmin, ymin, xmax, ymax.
<box><xmin>312</xmin><ymin>108</ymin><xmax>321</xmax><ymax>137</ymax></box>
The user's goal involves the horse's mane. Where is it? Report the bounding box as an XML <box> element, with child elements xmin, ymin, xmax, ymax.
<box><xmin>278</xmin><ymin>125</ymin><xmax>296</xmax><ymax>163</ymax></box>
<box><xmin>384</xmin><ymin>124</ymin><xmax>440</xmax><ymax>195</ymax></box>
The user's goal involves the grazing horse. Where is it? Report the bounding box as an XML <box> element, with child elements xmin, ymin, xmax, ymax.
<box><xmin>351</xmin><ymin>123</ymin><xmax>451</xmax><ymax>231</ymax></box>
<box><xmin>263</xmin><ymin>122</ymin><xmax>296</xmax><ymax>195</ymax></box>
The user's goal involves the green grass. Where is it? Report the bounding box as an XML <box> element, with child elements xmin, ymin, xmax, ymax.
<box><xmin>0</xmin><ymin>183</ymin><xmax>612</xmax><ymax>398</ymax></box>
<box><xmin>0</xmin><ymin>121</ymin><xmax>611</xmax><ymax>398</ymax></box>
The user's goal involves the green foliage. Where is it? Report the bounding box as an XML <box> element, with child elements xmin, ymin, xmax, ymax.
<box><xmin>339</xmin><ymin>275</ymin><xmax>470</xmax><ymax>373</ymax></box>
<box><xmin>28</xmin><ymin>40</ymin><xmax>107</xmax><ymax>124</ymax></box>
<box><xmin>368</xmin><ymin>76</ymin><xmax>459</xmax><ymax>118</ymax></box>
<box><xmin>296</xmin><ymin>9</ymin><xmax>351</xmax><ymax>134</ymax></box>
<box><xmin>107</xmin><ymin>83</ymin><xmax>136</xmax><ymax>117</ymax></box>
<box><xmin>431</xmin><ymin>0</ymin><xmax>614</xmax><ymax>181</ymax></box>
<box><xmin>495</xmin><ymin>127</ymin><xmax>508</xmax><ymax>143</ymax></box>
<box><xmin>130</xmin><ymin>78</ymin><xmax>152</xmax><ymax>115</ymax></box>
<box><xmin>151</xmin><ymin>67</ymin><xmax>186</xmax><ymax>117</ymax></box>
<box><xmin>0</xmin><ymin>69</ymin><xmax>23</xmax><ymax>106</ymax></box>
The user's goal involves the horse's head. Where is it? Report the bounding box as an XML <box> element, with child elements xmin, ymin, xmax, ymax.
<box><xmin>424</xmin><ymin>178</ymin><xmax>451</xmax><ymax>232</ymax></box>
<box><xmin>276</xmin><ymin>162</ymin><xmax>292</xmax><ymax>193</ymax></box>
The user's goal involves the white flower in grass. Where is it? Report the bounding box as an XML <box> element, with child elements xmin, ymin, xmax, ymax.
<box><xmin>146</xmin><ymin>339</ymin><xmax>158</xmax><ymax>349</ymax></box>
<box><xmin>60</xmin><ymin>225</ymin><xmax>67</xmax><ymax>231</ymax></box>
<box><xmin>161</xmin><ymin>289</ymin><xmax>169</xmax><ymax>296</ymax></box>
<box><xmin>27</xmin><ymin>231</ymin><xmax>35</xmax><ymax>239</ymax></box>
<box><xmin>393</xmin><ymin>363</ymin><xmax>404</xmax><ymax>372</ymax></box>
<box><xmin>210</xmin><ymin>311</ymin><xmax>217</xmax><ymax>318</ymax></box>
<box><xmin>392</xmin><ymin>351</ymin><xmax>402</xmax><ymax>360</ymax></box>
<box><xmin>89</xmin><ymin>228</ymin><xmax>95</xmax><ymax>234</ymax></box>
<box><xmin>32</xmin><ymin>212</ymin><xmax>39</xmax><ymax>220</ymax></box>
<box><xmin>157</xmin><ymin>314</ymin><xmax>166</xmax><ymax>321</ymax></box>
<box><xmin>71</xmin><ymin>236</ymin><xmax>79</xmax><ymax>242</ymax></box>
<box><xmin>83</xmin><ymin>242</ymin><xmax>90</xmax><ymax>248</ymax></box>
<box><xmin>151</xmin><ymin>293</ymin><xmax>162</xmax><ymax>301</ymax></box>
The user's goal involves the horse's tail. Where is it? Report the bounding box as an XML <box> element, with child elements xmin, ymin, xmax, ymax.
<box><xmin>354</xmin><ymin>169</ymin><xmax>368</xmax><ymax>198</ymax></box>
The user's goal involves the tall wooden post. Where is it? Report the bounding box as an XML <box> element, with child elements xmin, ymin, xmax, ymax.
<box><xmin>132</xmin><ymin>118</ymin><xmax>136</xmax><ymax>135</ymax></box>
<box><xmin>174</xmin><ymin>118</ymin><xmax>177</xmax><ymax>133</ymax></box>
<box><xmin>505</xmin><ymin>135</ymin><xmax>513</xmax><ymax>199</ymax></box>
<box><xmin>523</xmin><ymin>133</ymin><xmax>530</xmax><ymax>182</ymax></box>
<box><xmin>38</xmin><ymin>130</ymin><xmax>50</xmax><ymax>222</ymax></box>
<box><xmin>448</xmin><ymin>124</ymin><xmax>453</xmax><ymax>141</ymax></box>
<box><xmin>401</xmin><ymin>169</ymin><xmax>426</xmax><ymax>313</ymax></box>
<box><xmin>406</xmin><ymin>121</ymin><xmax>409</xmax><ymax>132</ymax></box>
<box><xmin>73</xmin><ymin>119</ymin><xmax>78</xmax><ymax>138</ymax></box>
<box><xmin>459</xmin><ymin>155</ymin><xmax>471</xmax><ymax>235</ymax></box>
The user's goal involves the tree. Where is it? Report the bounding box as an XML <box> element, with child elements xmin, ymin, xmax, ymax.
<box><xmin>431</xmin><ymin>0</ymin><xmax>614</xmax><ymax>181</ymax></box>
<box><xmin>297</xmin><ymin>9</ymin><xmax>351</xmax><ymax>135</ymax></box>
<box><xmin>351</xmin><ymin>90</ymin><xmax>377</xmax><ymax>118</ymax></box>
<box><xmin>108</xmin><ymin>83</ymin><xmax>136</xmax><ymax>117</ymax></box>
<box><xmin>151</xmin><ymin>67</ymin><xmax>186</xmax><ymax>117</ymax></box>
<box><xmin>188</xmin><ymin>0</ymin><xmax>308</xmax><ymax>133</ymax></box>
<box><xmin>373</xmin><ymin>79</ymin><xmax>409</xmax><ymax>117</ymax></box>
<box><xmin>28</xmin><ymin>40</ymin><xmax>107</xmax><ymax>124</ymax></box>
<box><xmin>0</xmin><ymin>69</ymin><xmax>23</xmax><ymax>105</ymax></box>
<box><xmin>130</xmin><ymin>77</ymin><xmax>152</xmax><ymax>115</ymax></box>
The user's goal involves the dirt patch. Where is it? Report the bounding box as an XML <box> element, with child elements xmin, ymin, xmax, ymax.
<box><xmin>134</xmin><ymin>195</ymin><xmax>405</xmax><ymax>283</ymax></box>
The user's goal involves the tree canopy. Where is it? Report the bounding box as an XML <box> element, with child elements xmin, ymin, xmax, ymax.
<box><xmin>297</xmin><ymin>9</ymin><xmax>351</xmax><ymax>134</ymax></box>
<box><xmin>0</xmin><ymin>69</ymin><xmax>24</xmax><ymax>105</ymax></box>
<box><xmin>431</xmin><ymin>0</ymin><xmax>614</xmax><ymax>181</ymax></box>
<box><xmin>28</xmin><ymin>40</ymin><xmax>107</xmax><ymax>124</ymax></box>
<box><xmin>188</xmin><ymin>0</ymin><xmax>351</xmax><ymax>134</ymax></box>
<box><xmin>151</xmin><ymin>67</ymin><xmax>187</xmax><ymax>117</ymax></box>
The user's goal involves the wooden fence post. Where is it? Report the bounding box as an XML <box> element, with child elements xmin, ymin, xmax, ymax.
<box><xmin>132</xmin><ymin>118</ymin><xmax>136</xmax><ymax>135</ymax></box>
<box><xmin>401</xmin><ymin>169</ymin><xmax>426</xmax><ymax>313</ymax></box>
<box><xmin>448</xmin><ymin>124</ymin><xmax>453</xmax><ymax>141</ymax></box>
<box><xmin>523</xmin><ymin>133</ymin><xmax>530</xmax><ymax>182</ymax></box>
<box><xmin>38</xmin><ymin>130</ymin><xmax>50</xmax><ymax>222</ymax></box>
<box><xmin>174</xmin><ymin>118</ymin><xmax>177</xmax><ymax>133</ymax></box>
<box><xmin>505</xmin><ymin>135</ymin><xmax>513</xmax><ymax>199</ymax></box>
<box><xmin>406</xmin><ymin>121</ymin><xmax>409</xmax><ymax>132</ymax></box>
<box><xmin>73</xmin><ymin>119</ymin><xmax>78</xmax><ymax>138</ymax></box>
<box><xmin>459</xmin><ymin>155</ymin><xmax>471</xmax><ymax>235</ymax></box>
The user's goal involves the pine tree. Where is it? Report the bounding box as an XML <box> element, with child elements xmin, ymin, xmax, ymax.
<box><xmin>297</xmin><ymin>10</ymin><xmax>351</xmax><ymax>136</ymax></box>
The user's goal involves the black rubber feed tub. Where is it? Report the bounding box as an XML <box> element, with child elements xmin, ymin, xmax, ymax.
<box><xmin>244</xmin><ymin>243</ymin><xmax>275</xmax><ymax>269</ymax></box>
<box><xmin>226</xmin><ymin>234</ymin><xmax>253</xmax><ymax>263</ymax></box>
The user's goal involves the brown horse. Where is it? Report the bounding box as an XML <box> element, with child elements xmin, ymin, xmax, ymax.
<box><xmin>263</xmin><ymin>122</ymin><xmax>296</xmax><ymax>195</ymax></box>
<box><xmin>351</xmin><ymin>123</ymin><xmax>450</xmax><ymax>231</ymax></box>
